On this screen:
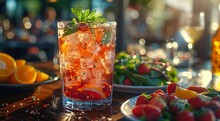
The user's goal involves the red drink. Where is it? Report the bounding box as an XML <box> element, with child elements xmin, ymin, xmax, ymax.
<box><xmin>57</xmin><ymin>21</ymin><xmax>116</xmax><ymax>111</ymax></box>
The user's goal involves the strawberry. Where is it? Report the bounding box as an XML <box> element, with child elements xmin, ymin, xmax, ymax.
<box><xmin>138</xmin><ymin>64</ymin><xmax>150</xmax><ymax>74</ymax></box>
<box><xmin>196</xmin><ymin>108</ymin><xmax>216</xmax><ymax>121</ymax></box>
<box><xmin>207</xmin><ymin>100</ymin><xmax>220</xmax><ymax>118</ymax></box>
<box><xmin>166</xmin><ymin>82</ymin><xmax>179</xmax><ymax>95</ymax></box>
<box><xmin>166</xmin><ymin>95</ymin><xmax>178</xmax><ymax>105</ymax></box>
<box><xmin>176</xmin><ymin>110</ymin><xmax>195</xmax><ymax>121</ymax></box>
<box><xmin>152</xmin><ymin>89</ymin><xmax>166</xmax><ymax>99</ymax></box>
<box><xmin>188</xmin><ymin>95</ymin><xmax>211</xmax><ymax>109</ymax></box>
<box><xmin>135</xmin><ymin>94</ymin><xmax>149</xmax><ymax>106</ymax></box>
<box><xmin>78</xmin><ymin>22</ymin><xmax>88</xmax><ymax>31</ymax></box>
<box><xmin>187</xmin><ymin>86</ymin><xmax>208</xmax><ymax>93</ymax></box>
<box><xmin>169</xmin><ymin>101</ymin><xmax>186</xmax><ymax>114</ymax></box>
<box><xmin>211</xmin><ymin>96</ymin><xmax>220</xmax><ymax>102</ymax></box>
<box><xmin>148</xmin><ymin>97</ymin><xmax>167</xmax><ymax>110</ymax></box>
<box><xmin>123</xmin><ymin>79</ymin><xmax>132</xmax><ymax>85</ymax></box>
<box><xmin>132</xmin><ymin>104</ymin><xmax>146</xmax><ymax>117</ymax></box>
<box><xmin>142</xmin><ymin>104</ymin><xmax>161</xmax><ymax>121</ymax></box>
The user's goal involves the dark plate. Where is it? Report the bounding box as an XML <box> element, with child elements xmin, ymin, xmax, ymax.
<box><xmin>0</xmin><ymin>71</ymin><xmax>59</xmax><ymax>91</ymax></box>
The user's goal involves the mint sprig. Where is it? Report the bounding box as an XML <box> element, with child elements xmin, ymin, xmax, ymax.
<box><xmin>63</xmin><ymin>8</ymin><xmax>107</xmax><ymax>37</ymax></box>
<box><xmin>71</xmin><ymin>8</ymin><xmax>107</xmax><ymax>24</ymax></box>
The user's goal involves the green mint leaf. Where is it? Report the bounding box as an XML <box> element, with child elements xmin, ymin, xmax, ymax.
<box><xmin>95</xmin><ymin>18</ymin><xmax>107</xmax><ymax>22</ymax></box>
<box><xmin>72</xmin><ymin>18</ymin><xmax>77</xmax><ymax>24</ymax></box>
<box><xmin>63</xmin><ymin>22</ymin><xmax>78</xmax><ymax>36</ymax></box>
<box><xmin>94</xmin><ymin>13</ymin><xmax>102</xmax><ymax>19</ymax></box>
<box><xmin>71</xmin><ymin>8</ymin><xmax>83</xmax><ymax>21</ymax></box>
<box><xmin>82</xmin><ymin>9</ymin><xmax>90</xmax><ymax>21</ymax></box>
<box><xmin>63</xmin><ymin>8</ymin><xmax>107</xmax><ymax>36</ymax></box>
<box><xmin>87</xmin><ymin>10</ymin><xmax>97</xmax><ymax>20</ymax></box>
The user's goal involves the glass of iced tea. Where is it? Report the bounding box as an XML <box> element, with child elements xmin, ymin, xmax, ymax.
<box><xmin>57</xmin><ymin>12</ymin><xmax>116</xmax><ymax>111</ymax></box>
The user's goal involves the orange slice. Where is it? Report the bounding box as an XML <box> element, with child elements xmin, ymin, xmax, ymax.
<box><xmin>15</xmin><ymin>59</ymin><xmax>26</xmax><ymax>68</ymax></box>
<box><xmin>0</xmin><ymin>52</ymin><xmax>17</xmax><ymax>82</ymax></box>
<box><xmin>8</xmin><ymin>74</ymin><xmax>18</xmax><ymax>84</ymax></box>
<box><xmin>15</xmin><ymin>65</ymin><xmax>37</xmax><ymax>84</ymax></box>
<box><xmin>174</xmin><ymin>86</ymin><xmax>199</xmax><ymax>99</ymax></box>
<box><xmin>35</xmin><ymin>70</ymin><xmax>49</xmax><ymax>82</ymax></box>
<box><xmin>78</xmin><ymin>86</ymin><xmax>106</xmax><ymax>99</ymax></box>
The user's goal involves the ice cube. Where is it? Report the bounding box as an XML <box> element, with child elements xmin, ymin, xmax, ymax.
<box><xmin>88</xmin><ymin>79</ymin><xmax>105</xmax><ymax>87</ymax></box>
<box><xmin>101</xmin><ymin>62</ymin><xmax>114</xmax><ymax>75</ymax></box>
<box><xmin>63</xmin><ymin>58</ymin><xmax>80</xmax><ymax>70</ymax></box>
<box><xmin>79</xmin><ymin>32</ymin><xmax>94</xmax><ymax>44</ymax></box>
<box><xmin>93</xmin><ymin>57</ymin><xmax>104</xmax><ymax>68</ymax></box>
<box><xmin>80</xmin><ymin>57</ymin><xmax>94</xmax><ymax>68</ymax></box>
<box><xmin>65</xmin><ymin>33</ymin><xmax>80</xmax><ymax>44</ymax></box>
<box><xmin>63</xmin><ymin>74</ymin><xmax>79</xmax><ymax>87</ymax></box>
<box><xmin>86</xmin><ymin>41</ymin><xmax>101</xmax><ymax>55</ymax></box>
<box><xmin>80</xmin><ymin>69</ymin><xmax>92</xmax><ymax>81</ymax></box>
<box><xmin>66</xmin><ymin>44</ymin><xmax>81</xmax><ymax>58</ymax></box>
<box><xmin>105</xmin><ymin>50</ymin><xmax>115</xmax><ymax>64</ymax></box>
<box><xmin>62</xmin><ymin>69</ymin><xmax>81</xmax><ymax>87</ymax></box>
<box><xmin>91</xmin><ymin>68</ymin><xmax>104</xmax><ymax>79</ymax></box>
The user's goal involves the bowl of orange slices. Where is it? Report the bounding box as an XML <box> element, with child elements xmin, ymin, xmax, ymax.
<box><xmin>0</xmin><ymin>52</ymin><xmax>59</xmax><ymax>90</ymax></box>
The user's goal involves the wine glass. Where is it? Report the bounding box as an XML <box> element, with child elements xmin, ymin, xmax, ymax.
<box><xmin>179</xmin><ymin>12</ymin><xmax>205</xmax><ymax>79</ymax></box>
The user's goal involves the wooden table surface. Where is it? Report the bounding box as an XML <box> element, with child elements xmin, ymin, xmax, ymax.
<box><xmin>0</xmin><ymin>62</ymin><xmax>138</xmax><ymax>121</ymax></box>
<box><xmin>0</xmin><ymin>59</ymin><xmax>212</xmax><ymax>121</ymax></box>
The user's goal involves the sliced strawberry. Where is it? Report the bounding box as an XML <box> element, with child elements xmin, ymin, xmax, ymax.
<box><xmin>211</xmin><ymin>96</ymin><xmax>220</xmax><ymax>102</ymax></box>
<box><xmin>152</xmin><ymin>89</ymin><xmax>166</xmax><ymax>99</ymax></box>
<box><xmin>166</xmin><ymin>82</ymin><xmax>180</xmax><ymax>95</ymax></box>
<box><xmin>207</xmin><ymin>100</ymin><xmax>220</xmax><ymax>118</ymax></box>
<box><xmin>188</xmin><ymin>95</ymin><xmax>211</xmax><ymax>109</ymax></box>
<box><xmin>176</xmin><ymin>110</ymin><xmax>195</xmax><ymax>121</ymax></box>
<box><xmin>135</xmin><ymin>94</ymin><xmax>150</xmax><ymax>106</ymax></box>
<box><xmin>142</xmin><ymin>104</ymin><xmax>161</xmax><ymax>121</ymax></box>
<box><xmin>132</xmin><ymin>104</ymin><xmax>146</xmax><ymax>117</ymax></box>
<box><xmin>137</xmin><ymin>64</ymin><xmax>150</xmax><ymax>74</ymax></box>
<box><xmin>196</xmin><ymin>108</ymin><xmax>216</xmax><ymax>121</ymax></box>
<box><xmin>187</xmin><ymin>86</ymin><xmax>208</xmax><ymax>93</ymax></box>
<box><xmin>123</xmin><ymin>79</ymin><xmax>132</xmax><ymax>85</ymax></box>
<box><xmin>166</xmin><ymin>95</ymin><xmax>178</xmax><ymax>105</ymax></box>
<box><xmin>148</xmin><ymin>97</ymin><xmax>167</xmax><ymax>110</ymax></box>
<box><xmin>78</xmin><ymin>22</ymin><xmax>88</xmax><ymax>31</ymax></box>
<box><xmin>169</xmin><ymin>101</ymin><xmax>186</xmax><ymax>114</ymax></box>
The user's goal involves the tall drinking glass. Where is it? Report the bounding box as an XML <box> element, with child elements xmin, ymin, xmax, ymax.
<box><xmin>179</xmin><ymin>12</ymin><xmax>205</xmax><ymax>79</ymax></box>
<box><xmin>57</xmin><ymin>21</ymin><xmax>117</xmax><ymax>111</ymax></box>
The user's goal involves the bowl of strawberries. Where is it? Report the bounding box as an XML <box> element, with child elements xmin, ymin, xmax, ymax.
<box><xmin>121</xmin><ymin>82</ymin><xmax>220</xmax><ymax>121</ymax></box>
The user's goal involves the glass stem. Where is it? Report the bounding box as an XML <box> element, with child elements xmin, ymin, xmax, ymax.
<box><xmin>188</xmin><ymin>43</ymin><xmax>194</xmax><ymax>78</ymax></box>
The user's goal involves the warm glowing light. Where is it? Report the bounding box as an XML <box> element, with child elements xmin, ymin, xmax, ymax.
<box><xmin>35</xmin><ymin>19</ymin><xmax>43</xmax><ymax>29</ymax></box>
<box><xmin>126</xmin><ymin>7</ymin><xmax>139</xmax><ymax>20</ymax></box>
<box><xmin>106</xmin><ymin>0</ymin><xmax>113</xmax><ymax>2</ymax></box>
<box><xmin>21</xmin><ymin>32</ymin><xmax>29</xmax><ymax>41</ymax></box>
<box><xmin>146</xmin><ymin>17</ymin><xmax>153</xmax><ymax>25</ymax></box>
<box><xmin>7</xmin><ymin>31</ymin><xmax>15</xmax><ymax>39</ymax></box>
<box><xmin>139</xmin><ymin>49</ymin><xmax>146</xmax><ymax>55</ymax></box>
<box><xmin>3</xmin><ymin>19</ymin><xmax>10</xmax><ymax>30</ymax></box>
<box><xmin>172</xmin><ymin>42</ymin><xmax>178</xmax><ymax>49</ymax></box>
<box><xmin>139</xmin><ymin>38</ymin><xmax>145</xmax><ymax>45</ymax></box>
<box><xmin>48</xmin><ymin>0</ymin><xmax>57</xmax><ymax>3</ymax></box>
<box><xmin>173</xmin><ymin>57</ymin><xmax>180</xmax><ymax>65</ymax></box>
<box><xmin>23</xmin><ymin>17</ymin><xmax>30</xmax><ymax>23</ymax></box>
<box><xmin>211</xmin><ymin>22</ymin><xmax>219</xmax><ymax>33</ymax></box>
<box><xmin>24</xmin><ymin>22</ymin><xmax>32</xmax><ymax>29</ymax></box>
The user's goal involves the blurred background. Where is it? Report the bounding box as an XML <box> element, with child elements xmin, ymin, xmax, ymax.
<box><xmin>0</xmin><ymin>0</ymin><xmax>219</xmax><ymax>62</ymax></box>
